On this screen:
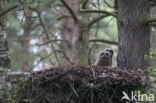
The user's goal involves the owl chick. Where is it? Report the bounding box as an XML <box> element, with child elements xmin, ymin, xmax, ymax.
<box><xmin>104</xmin><ymin>48</ymin><xmax>114</xmax><ymax>66</ymax></box>
<box><xmin>95</xmin><ymin>51</ymin><xmax>111</xmax><ymax>66</ymax></box>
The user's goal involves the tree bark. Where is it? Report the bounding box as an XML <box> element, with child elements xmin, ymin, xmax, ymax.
<box><xmin>0</xmin><ymin>1</ymin><xmax>10</xmax><ymax>68</ymax></box>
<box><xmin>21</xmin><ymin>11</ymin><xmax>32</xmax><ymax>72</ymax></box>
<box><xmin>60</xmin><ymin>0</ymin><xmax>90</xmax><ymax>65</ymax></box>
<box><xmin>0</xmin><ymin>0</ymin><xmax>11</xmax><ymax>102</ymax></box>
<box><xmin>60</xmin><ymin>0</ymin><xmax>75</xmax><ymax>65</ymax></box>
<box><xmin>117</xmin><ymin>0</ymin><xmax>151</xmax><ymax>69</ymax></box>
<box><xmin>72</xmin><ymin>0</ymin><xmax>89</xmax><ymax>65</ymax></box>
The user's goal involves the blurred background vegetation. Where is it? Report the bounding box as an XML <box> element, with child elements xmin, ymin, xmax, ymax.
<box><xmin>6</xmin><ymin>0</ymin><xmax>119</xmax><ymax>72</ymax></box>
<box><xmin>4</xmin><ymin>0</ymin><xmax>156</xmax><ymax>99</ymax></box>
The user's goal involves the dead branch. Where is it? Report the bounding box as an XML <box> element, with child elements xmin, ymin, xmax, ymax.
<box><xmin>89</xmin><ymin>39</ymin><xmax>118</xmax><ymax>45</ymax></box>
<box><xmin>60</xmin><ymin>0</ymin><xmax>78</xmax><ymax>23</ymax></box>
<box><xmin>0</xmin><ymin>4</ymin><xmax>18</xmax><ymax>17</ymax></box>
<box><xmin>79</xmin><ymin>9</ymin><xmax>117</xmax><ymax>18</ymax></box>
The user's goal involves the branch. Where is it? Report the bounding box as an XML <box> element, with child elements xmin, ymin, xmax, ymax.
<box><xmin>89</xmin><ymin>39</ymin><xmax>118</xmax><ymax>45</ymax></box>
<box><xmin>145</xmin><ymin>18</ymin><xmax>156</xmax><ymax>23</ymax></box>
<box><xmin>103</xmin><ymin>0</ymin><xmax>114</xmax><ymax>8</ymax></box>
<box><xmin>60</xmin><ymin>0</ymin><xmax>77</xmax><ymax>23</ymax></box>
<box><xmin>150</xmin><ymin>23</ymin><xmax>156</xmax><ymax>27</ymax></box>
<box><xmin>0</xmin><ymin>4</ymin><xmax>18</xmax><ymax>17</ymax></box>
<box><xmin>150</xmin><ymin>0</ymin><xmax>156</xmax><ymax>7</ymax></box>
<box><xmin>37</xmin><ymin>39</ymin><xmax>71</xmax><ymax>46</ymax></box>
<box><xmin>79</xmin><ymin>9</ymin><xmax>117</xmax><ymax>18</ymax></box>
<box><xmin>149</xmin><ymin>0</ymin><xmax>156</xmax><ymax>3</ymax></box>
<box><xmin>151</xmin><ymin>3</ymin><xmax>156</xmax><ymax>7</ymax></box>
<box><xmin>89</xmin><ymin>1</ymin><xmax>97</xmax><ymax>8</ymax></box>
<box><xmin>57</xmin><ymin>15</ymin><xmax>72</xmax><ymax>21</ymax></box>
<box><xmin>30</xmin><ymin>8</ymin><xmax>61</xmax><ymax>66</ymax></box>
<box><xmin>31</xmin><ymin>52</ymin><xmax>54</xmax><ymax>70</ymax></box>
<box><xmin>55</xmin><ymin>49</ymin><xmax>74</xmax><ymax>65</ymax></box>
<box><xmin>88</xmin><ymin>14</ymin><xmax>109</xmax><ymax>28</ymax></box>
<box><xmin>82</xmin><ymin>0</ymin><xmax>89</xmax><ymax>9</ymax></box>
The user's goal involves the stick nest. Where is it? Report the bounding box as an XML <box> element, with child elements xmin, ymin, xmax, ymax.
<box><xmin>15</xmin><ymin>65</ymin><xmax>147</xmax><ymax>103</ymax></box>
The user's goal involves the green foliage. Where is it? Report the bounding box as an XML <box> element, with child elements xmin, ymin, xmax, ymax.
<box><xmin>147</xmin><ymin>66</ymin><xmax>155</xmax><ymax>73</ymax></box>
<box><xmin>147</xmin><ymin>49</ymin><xmax>156</xmax><ymax>73</ymax></box>
<box><xmin>150</xmin><ymin>48</ymin><xmax>156</xmax><ymax>59</ymax></box>
<box><xmin>148</xmin><ymin>49</ymin><xmax>156</xmax><ymax>101</ymax></box>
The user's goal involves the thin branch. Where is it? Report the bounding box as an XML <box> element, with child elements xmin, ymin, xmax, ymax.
<box><xmin>88</xmin><ymin>14</ymin><xmax>109</xmax><ymax>28</ymax></box>
<box><xmin>103</xmin><ymin>0</ymin><xmax>114</xmax><ymax>8</ymax></box>
<box><xmin>55</xmin><ymin>49</ymin><xmax>74</xmax><ymax>65</ymax></box>
<box><xmin>0</xmin><ymin>4</ymin><xmax>18</xmax><ymax>17</ymax></box>
<box><xmin>82</xmin><ymin>0</ymin><xmax>89</xmax><ymax>9</ymax></box>
<box><xmin>89</xmin><ymin>39</ymin><xmax>118</xmax><ymax>45</ymax></box>
<box><xmin>89</xmin><ymin>1</ymin><xmax>97</xmax><ymax>8</ymax></box>
<box><xmin>150</xmin><ymin>23</ymin><xmax>156</xmax><ymax>27</ymax></box>
<box><xmin>91</xmin><ymin>87</ymin><xmax>94</xmax><ymax>103</ymax></box>
<box><xmin>31</xmin><ymin>52</ymin><xmax>53</xmax><ymax>70</ymax></box>
<box><xmin>79</xmin><ymin>9</ymin><xmax>117</xmax><ymax>18</ymax></box>
<box><xmin>149</xmin><ymin>0</ymin><xmax>156</xmax><ymax>3</ymax></box>
<box><xmin>31</xmin><ymin>49</ymin><xmax>74</xmax><ymax>69</ymax></box>
<box><xmin>31</xmin><ymin>8</ymin><xmax>61</xmax><ymax>66</ymax></box>
<box><xmin>151</xmin><ymin>3</ymin><xmax>156</xmax><ymax>7</ymax></box>
<box><xmin>94</xmin><ymin>0</ymin><xmax>100</xmax><ymax>37</ymax></box>
<box><xmin>145</xmin><ymin>18</ymin><xmax>156</xmax><ymax>23</ymax></box>
<box><xmin>37</xmin><ymin>39</ymin><xmax>71</xmax><ymax>46</ymax></box>
<box><xmin>60</xmin><ymin>0</ymin><xmax>77</xmax><ymax>23</ymax></box>
<box><xmin>57</xmin><ymin>15</ymin><xmax>72</xmax><ymax>21</ymax></box>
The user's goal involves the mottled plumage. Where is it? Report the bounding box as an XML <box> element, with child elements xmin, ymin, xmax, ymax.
<box><xmin>95</xmin><ymin>51</ymin><xmax>111</xmax><ymax>66</ymax></box>
<box><xmin>104</xmin><ymin>48</ymin><xmax>114</xmax><ymax>66</ymax></box>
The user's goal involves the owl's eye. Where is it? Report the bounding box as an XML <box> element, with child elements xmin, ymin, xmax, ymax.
<box><xmin>106</xmin><ymin>49</ymin><xmax>113</xmax><ymax>54</ymax></box>
<box><xmin>100</xmin><ymin>53</ymin><xmax>104</xmax><ymax>55</ymax></box>
<box><xmin>110</xmin><ymin>50</ymin><xmax>113</xmax><ymax>53</ymax></box>
<box><xmin>105</xmin><ymin>53</ymin><xmax>109</xmax><ymax>56</ymax></box>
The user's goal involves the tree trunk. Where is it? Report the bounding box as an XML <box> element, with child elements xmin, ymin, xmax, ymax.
<box><xmin>72</xmin><ymin>0</ymin><xmax>89</xmax><ymax>65</ymax></box>
<box><xmin>117</xmin><ymin>0</ymin><xmax>151</xmax><ymax>69</ymax></box>
<box><xmin>21</xmin><ymin>11</ymin><xmax>32</xmax><ymax>72</ymax></box>
<box><xmin>75</xmin><ymin>17</ymin><xmax>89</xmax><ymax>65</ymax></box>
<box><xmin>0</xmin><ymin>1</ymin><xmax>10</xmax><ymax>68</ymax></box>
<box><xmin>60</xmin><ymin>0</ymin><xmax>90</xmax><ymax>65</ymax></box>
<box><xmin>0</xmin><ymin>0</ymin><xmax>11</xmax><ymax>102</ymax></box>
<box><xmin>60</xmin><ymin>0</ymin><xmax>75</xmax><ymax>65</ymax></box>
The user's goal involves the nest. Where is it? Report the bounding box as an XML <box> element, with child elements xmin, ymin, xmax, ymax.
<box><xmin>15</xmin><ymin>65</ymin><xmax>147</xmax><ymax>103</ymax></box>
